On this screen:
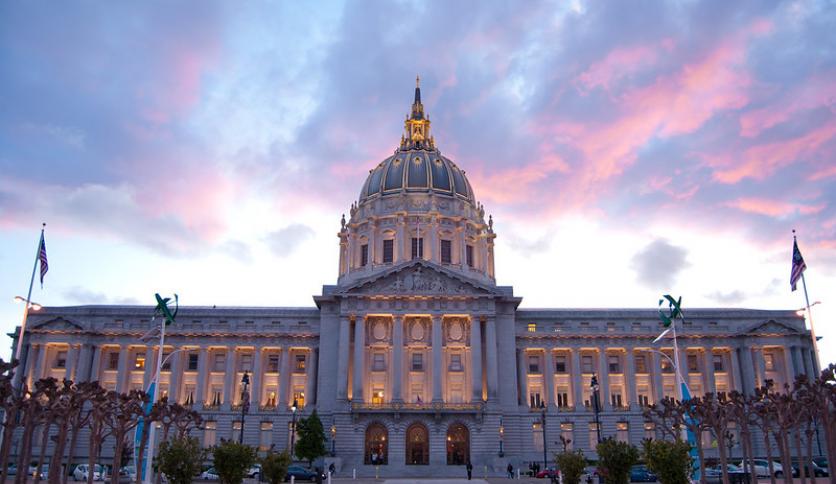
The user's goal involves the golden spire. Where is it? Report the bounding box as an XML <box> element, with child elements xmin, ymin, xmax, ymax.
<box><xmin>416</xmin><ymin>75</ymin><xmax>420</xmax><ymax>88</ymax></box>
<box><xmin>401</xmin><ymin>77</ymin><xmax>433</xmax><ymax>150</ymax></box>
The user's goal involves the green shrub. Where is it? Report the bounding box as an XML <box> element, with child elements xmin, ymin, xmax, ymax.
<box><xmin>261</xmin><ymin>449</ymin><xmax>292</xmax><ymax>484</ymax></box>
<box><xmin>295</xmin><ymin>409</ymin><xmax>327</xmax><ymax>467</ymax></box>
<box><xmin>596</xmin><ymin>438</ymin><xmax>639</xmax><ymax>484</ymax></box>
<box><xmin>212</xmin><ymin>439</ymin><xmax>257</xmax><ymax>484</ymax></box>
<box><xmin>157</xmin><ymin>436</ymin><xmax>206</xmax><ymax>484</ymax></box>
<box><xmin>555</xmin><ymin>450</ymin><xmax>587</xmax><ymax>484</ymax></box>
<box><xmin>642</xmin><ymin>439</ymin><xmax>692</xmax><ymax>484</ymax></box>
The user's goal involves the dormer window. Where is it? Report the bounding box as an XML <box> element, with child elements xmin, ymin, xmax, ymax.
<box><xmin>465</xmin><ymin>245</ymin><xmax>474</xmax><ymax>267</ymax></box>
<box><xmin>441</xmin><ymin>240</ymin><xmax>452</xmax><ymax>264</ymax></box>
<box><xmin>382</xmin><ymin>239</ymin><xmax>394</xmax><ymax>263</ymax></box>
<box><xmin>411</xmin><ymin>237</ymin><xmax>424</xmax><ymax>259</ymax></box>
<box><xmin>361</xmin><ymin>244</ymin><xmax>369</xmax><ymax>266</ymax></box>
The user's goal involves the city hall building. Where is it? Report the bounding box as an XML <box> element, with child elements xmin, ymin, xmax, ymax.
<box><xmin>13</xmin><ymin>83</ymin><xmax>819</xmax><ymax>477</ymax></box>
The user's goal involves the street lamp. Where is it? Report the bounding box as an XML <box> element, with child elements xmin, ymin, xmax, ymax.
<box><xmin>290</xmin><ymin>398</ymin><xmax>299</xmax><ymax>457</ymax></box>
<box><xmin>330</xmin><ymin>417</ymin><xmax>336</xmax><ymax>456</ymax></box>
<box><xmin>14</xmin><ymin>296</ymin><xmax>42</xmax><ymax>311</ymax></box>
<box><xmin>796</xmin><ymin>301</ymin><xmax>822</xmax><ymax>316</ymax></box>
<box><xmin>538</xmin><ymin>400</ymin><xmax>548</xmax><ymax>471</ymax></box>
<box><xmin>239</xmin><ymin>372</ymin><xmax>250</xmax><ymax>444</ymax></box>
<box><xmin>591</xmin><ymin>374</ymin><xmax>602</xmax><ymax>444</ymax></box>
<box><xmin>498</xmin><ymin>417</ymin><xmax>504</xmax><ymax>457</ymax></box>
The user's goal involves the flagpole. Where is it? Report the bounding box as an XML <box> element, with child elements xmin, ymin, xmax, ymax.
<box><xmin>800</xmin><ymin>273</ymin><xmax>820</xmax><ymax>374</ymax></box>
<box><xmin>12</xmin><ymin>223</ymin><xmax>45</xmax><ymax>389</ymax></box>
<box><xmin>143</xmin><ymin>314</ymin><xmax>166</xmax><ymax>484</ymax></box>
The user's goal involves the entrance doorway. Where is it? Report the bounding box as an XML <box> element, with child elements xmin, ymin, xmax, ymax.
<box><xmin>446</xmin><ymin>423</ymin><xmax>469</xmax><ymax>465</ymax></box>
<box><xmin>405</xmin><ymin>422</ymin><xmax>429</xmax><ymax>465</ymax></box>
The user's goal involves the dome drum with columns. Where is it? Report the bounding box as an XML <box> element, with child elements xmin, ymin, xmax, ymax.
<box><xmin>338</xmin><ymin>79</ymin><xmax>496</xmax><ymax>286</ymax></box>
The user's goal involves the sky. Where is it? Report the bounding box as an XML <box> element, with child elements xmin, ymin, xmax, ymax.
<box><xmin>1</xmin><ymin>1</ymin><xmax>834</xmax><ymax>364</ymax></box>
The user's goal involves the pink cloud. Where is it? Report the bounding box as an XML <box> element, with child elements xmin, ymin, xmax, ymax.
<box><xmin>726</xmin><ymin>197</ymin><xmax>826</xmax><ymax>217</ymax></box>
<box><xmin>810</xmin><ymin>165</ymin><xmax>836</xmax><ymax>181</ymax></box>
<box><xmin>739</xmin><ymin>73</ymin><xmax>836</xmax><ymax>137</ymax></box>
<box><xmin>575</xmin><ymin>41</ymin><xmax>673</xmax><ymax>92</ymax></box>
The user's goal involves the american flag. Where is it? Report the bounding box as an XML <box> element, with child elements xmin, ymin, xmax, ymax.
<box><xmin>790</xmin><ymin>237</ymin><xmax>806</xmax><ymax>292</ymax></box>
<box><xmin>39</xmin><ymin>233</ymin><xmax>48</xmax><ymax>288</ymax></box>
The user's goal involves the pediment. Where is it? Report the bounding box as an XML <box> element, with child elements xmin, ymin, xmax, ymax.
<box><xmin>32</xmin><ymin>317</ymin><xmax>84</xmax><ymax>331</ymax></box>
<box><xmin>740</xmin><ymin>319</ymin><xmax>800</xmax><ymax>336</ymax></box>
<box><xmin>338</xmin><ymin>260</ymin><xmax>498</xmax><ymax>297</ymax></box>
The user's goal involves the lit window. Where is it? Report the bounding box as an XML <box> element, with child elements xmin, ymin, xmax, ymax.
<box><xmin>713</xmin><ymin>354</ymin><xmax>725</xmax><ymax>372</ymax></box>
<box><xmin>382</xmin><ymin>239</ymin><xmax>394</xmax><ymax>263</ymax></box>
<box><xmin>529</xmin><ymin>390</ymin><xmax>542</xmax><ymax>408</ymax></box>
<box><xmin>267</xmin><ymin>355</ymin><xmax>280</xmax><ymax>372</ymax></box>
<box><xmin>293</xmin><ymin>388</ymin><xmax>305</xmax><ymax>408</ymax></box>
<box><xmin>556</xmin><ymin>390</ymin><xmax>570</xmax><ymax>408</ymax></box>
<box><xmin>527</xmin><ymin>323</ymin><xmax>537</xmax><ymax>333</ymax></box>
<box><xmin>616</xmin><ymin>422</ymin><xmax>629</xmax><ymax>443</ymax></box>
<box><xmin>295</xmin><ymin>354</ymin><xmax>306</xmax><ymax>372</ymax></box>
<box><xmin>635</xmin><ymin>355</ymin><xmax>647</xmax><ymax>374</ymax></box>
<box><xmin>134</xmin><ymin>353</ymin><xmax>145</xmax><ymax>370</ymax></box>
<box><xmin>610</xmin><ymin>391</ymin><xmax>623</xmax><ymax>408</ymax></box>
<box><xmin>637</xmin><ymin>386</ymin><xmax>650</xmax><ymax>407</ymax></box>
<box><xmin>440</xmin><ymin>240</ymin><xmax>452</xmax><ymax>264</ymax></box>
<box><xmin>643</xmin><ymin>422</ymin><xmax>655</xmax><ymax>441</ymax></box>
<box><xmin>764</xmin><ymin>353</ymin><xmax>775</xmax><ymax>371</ymax></box>
<box><xmin>687</xmin><ymin>354</ymin><xmax>699</xmax><ymax>372</ymax></box>
<box><xmin>232</xmin><ymin>421</ymin><xmax>242</xmax><ymax>440</ymax></box>
<box><xmin>371</xmin><ymin>387</ymin><xmax>385</xmax><ymax>404</ymax></box>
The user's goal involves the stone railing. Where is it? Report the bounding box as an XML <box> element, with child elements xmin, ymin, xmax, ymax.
<box><xmin>350</xmin><ymin>401</ymin><xmax>484</xmax><ymax>413</ymax></box>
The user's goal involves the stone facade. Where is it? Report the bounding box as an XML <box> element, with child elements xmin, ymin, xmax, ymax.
<box><xmin>10</xmin><ymin>83</ymin><xmax>819</xmax><ymax>477</ymax></box>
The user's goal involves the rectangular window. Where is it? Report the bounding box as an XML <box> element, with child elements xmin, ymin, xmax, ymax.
<box><xmin>295</xmin><ymin>354</ymin><xmax>306</xmax><ymax>372</ymax></box>
<box><xmin>293</xmin><ymin>387</ymin><xmax>305</xmax><ymax>407</ymax></box>
<box><xmin>360</xmin><ymin>244</ymin><xmax>369</xmax><ymax>266</ymax></box>
<box><xmin>764</xmin><ymin>353</ymin><xmax>775</xmax><ymax>371</ymax></box>
<box><xmin>210</xmin><ymin>388</ymin><xmax>223</xmax><ymax>407</ymax></box>
<box><xmin>371</xmin><ymin>386</ymin><xmax>385</xmax><ymax>404</ymax></box>
<box><xmin>643</xmin><ymin>422</ymin><xmax>656</xmax><ymax>440</ymax></box>
<box><xmin>661</xmin><ymin>357</ymin><xmax>673</xmax><ymax>373</ymax></box>
<box><xmin>635</xmin><ymin>355</ymin><xmax>647</xmax><ymax>374</ymax></box>
<box><xmin>529</xmin><ymin>390</ymin><xmax>542</xmax><ymax>408</ymax></box>
<box><xmin>555</xmin><ymin>356</ymin><xmax>567</xmax><ymax>373</ymax></box>
<box><xmin>108</xmin><ymin>352</ymin><xmax>120</xmax><ymax>371</ymax></box>
<box><xmin>183</xmin><ymin>386</ymin><xmax>195</xmax><ymax>406</ymax></box>
<box><xmin>556</xmin><ymin>391</ymin><xmax>570</xmax><ymax>408</ymax></box>
<box><xmin>582</xmin><ymin>355</ymin><xmax>593</xmax><ymax>373</ymax></box>
<box><xmin>266</xmin><ymin>390</ymin><xmax>277</xmax><ymax>407</ymax></box>
<box><xmin>616</xmin><ymin>422</ymin><xmax>629</xmax><ymax>443</ymax></box>
<box><xmin>411</xmin><ymin>353</ymin><xmax>423</xmax><ymax>371</ymax></box>
<box><xmin>528</xmin><ymin>355</ymin><xmax>540</xmax><ymax>374</ymax></box>
<box><xmin>373</xmin><ymin>353</ymin><xmax>386</xmax><ymax>371</ymax></box>
<box><xmin>560</xmin><ymin>423</ymin><xmax>574</xmax><ymax>451</ymax></box>
<box><xmin>608</xmin><ymin>355</ymin><xmax>621</xmax><ymax>374</ymax></box>
<box><xmin>589</xmin><ymin>423</ymin><xmax>600</xmax><ymax>449</ymax></box>
<box><xmin>382</xmin><ymin>239</ymin><xmax>394</xmax><ymax>263</ymax></box>
<box><xmin>259</xmin><ymin>422</ymin><xmax>273</xmax><ymax>451</ymax></box>
<box><xmin>411</xmin><ymin>237</ymin><xmax>424</xmax><ymax>259</ymax></box>
<box><xmin>188</xmin><ymin>353</ymin><xmax>199</xmax><ymax>371</ymax></box>
<box><xmin>713</xmin><ymin>354</ymin><xmax>725</xmax><ymax>372</ymax></box>
<box><xmin>687</xmin><ymin>354</ymin><xmax>699</xmax><ymax>372</ymax></box>
<box><xmin>204</xmin><ymin>421</ymin><xmax>217</xmax><ymax>447</ymax></box>
<box><xmin>465</xmin><ymin>244</ymin><xmax>474</xmax><ymax>267</ymax></box>
<box><xmin>214</xmin><ymin>354</ymin><xmax>226</xmax><ymax>372</ymax></box>
<box><xmin>637</xmin><ymin>385</ymin><xmax>650</xmax><ymax>407</ymax></box>
<box><xmin>440</xmin><ymin>240</ymin><xmax>452</xmax><ymax>264</ymax></box>
<box><xmin>241</xmin><ymin>354</ymin><xmax>253</xmax><ymax>372</ymax></box>
<box><xmin>55</xmin><ymin>351</ymin><xmax>67</xmax><ymax>369</ymax></box>
<box><xmin>611</xmin><ymin>392</ymin><xmax>623</xmax><ymax>408</ymax></box>
<box><xmin>527</xmin><ymin>323</ymin><xmax>537</xmax><ymax>333</ymax></box>
<box><xmin>267</xmin><ymin>355</ymin><xmax>280</xmax><ymax>372</ymax></box>
<box><xmin>449</xmin><ymin>354</ymin><xmax>463</xmax><ymax>372</ymax></box>
<box><xmin>161</xmin><ymin>353</ymin><xmax>172</xmax><ymax>371</ymax></box>
<box><xmin>134</xmin><ymin>353</ymin><xmax>145</xmax><ymax>370</ymax></box>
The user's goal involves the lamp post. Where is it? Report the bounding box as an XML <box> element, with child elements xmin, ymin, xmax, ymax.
<box><xmin>239</xmin><ymin>372</ymin><xmax>250</xmax><ymax>444</ymax></box>
<box><xmin>498</xmin><ymin>416</ymin><xmax>504</xmax><ymax>457</ymax></box>
<box><xmin>591</xmin><ymin>374</ymin><xmax>602</xmax><ymax>444</ymax></box>
<box><xmin>538</xmin><ymin>400</ymin><xmax>548</xmax><ymax>471</ymax></box>
<box><xmin>330</xmin><ymin>418</ymin><xmax>336</xmax><ymax>456</ymax></box>
<box><xmin>290</xmin><ymin>398</ymin><xmax>298</xmax><ymax>457</ymax></box>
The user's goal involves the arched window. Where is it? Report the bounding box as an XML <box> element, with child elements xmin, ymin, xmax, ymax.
<box><xmin>405</xmin><ymin>422</ymin><xmax>429</xmax><ymax>465</ymax></box>
<box><xmin>364</xmin><ymin>423</ymin><xmax>388</xmax><ymax>465</ymax></box>
<box><xmin>446</xmin><ymin>423</ymin><xmax>469</xmax><ymax>465</ymax></box>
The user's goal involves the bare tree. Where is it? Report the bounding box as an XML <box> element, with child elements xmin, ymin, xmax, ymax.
<box><xmin>0</xmin><ymin>359</ymin><xmax>20</xmax><ymax>483</ymax></box>
<box><xmin>100</xmin><ymin>389</ymin><xmax>147</xmax><ymax>481</ymax></box>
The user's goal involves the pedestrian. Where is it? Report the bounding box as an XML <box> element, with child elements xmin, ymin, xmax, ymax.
<box><xmin>507</xmin><ymin>463</ymin><xmax>513</xmax><ymax>479</ymax></box>
<box><xmin>329</xmin><ymin>462</ymin><xmax>336</xmax><ymax>476</ymax></box>
<box><xmin>466</xmin><ymin>461</ymin><xmax>473</xmax><ymax>480</ymax></box>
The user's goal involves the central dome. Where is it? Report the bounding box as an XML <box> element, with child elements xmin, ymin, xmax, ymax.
<box><xmin>358</xmin><ymin>77</ymin><xmax>475</xmax><ymax>205</ymax></box>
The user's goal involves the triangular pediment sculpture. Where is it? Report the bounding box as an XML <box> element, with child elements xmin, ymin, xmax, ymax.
<box><xmin>32</xmin><ymin>317</ymin><xmax>84</xmax><ymax>331</ymax></box>
<box><xmin>338</xmin><ymin>260</ymin><xmax>498</xmax><ymax>297</ymax></box>
<box><xmin>739</xmin><ymin>319</ymin><xmax>799</xmax><ymax>336</ymax></box>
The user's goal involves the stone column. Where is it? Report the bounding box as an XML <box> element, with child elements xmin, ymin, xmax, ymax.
<box><xmin>77</xmin><ymin>344</ymin><xmax>92</xmax><ymax>382</ymax></box>
<box><xmin>337</xmin><ymin>316</ymin><xmax>351</xmax><ymax>400</ymax></box>
<box><xmin>625</xmin><ymin>348</ymin><xmax>636</xmax><ymax>408</ymax></box>
<box><xmin>800</xmin><ymin>348</ymin><xmax>811</xmax><ymax>376</ymax></box>
<box><xmin>790</xmin><ymin>346</ymin><xmax>801</xmax><ymax>378</ymax></box>
<box><xmin>650</xmin><ymin>351</ymin><xmax>663</xmax><ymax>404</ymax></box>
<box><xmin>740</xmin><ymin>347</ymin><xmax>756</xmax><ymax>395</ymax></box>
<box><xmin>392</xmin><ymin>316</ymin><xmax>404</xmax><ymax>402</ymax></box>
<box><xmin>517</xmin><ymin>348</ymin><xmax>528</xmax><ymax>406</ymax></box>
<box><xmin>251</xmin><ymin>345</ymin><xmax>263</xmax><ymax>407</ymax></box>
<box><xmin>680</xmin><ymin>350</ymin><xmax>691</xmax><ymax>394</ymax></box>
<box><xmin>470</xmin><ymin>318</ymin><xmax>482</xmax><ymax>402</ymax></box>
<box><xmin>431</xmin><ymin>315</ymin><xmax>443</xmax><ymax>402</ymax></box>
<box><xmin>305</xmin><ymin>348</ymin><xmax>317</xmax><ymax>407</ymax></box>
<box><xmin>309</xmin><ymin>348</ymin><xmax>319</xmax><ymax>406</ymax></box>
<box><xmin>754</xmin><ymin>347</ymin><xmax>767</xmax><ymax>388</ymax></box>
<box><xmin>598</xmin><ymin>349</ymin><xmax>610</xmax><ymax>410</ymax></box>
<box><xmin>278</xmin><ymin>347</ymin><xmax>291</xmax><ymax>407</ymax></box>
<box><xmin>729</xmin><ymin>348</ymin><xmax>742</xmax><ymax>393</ymax></box>
<box><xmin>66</xmin><ymin>344</ymin><xmax>79</xmax><ymax>381</ymax></box>
<box><xmin>169</xmin><ymin>347</ymin><xmax>184</xmax><ymax>403</ymax></box>
<box><xmin>782</xmin><ymin>346</ymin><xmax>795</xmax><ymax>384</ymax></box>
<box><xmin>89</xmin><ymin>345</ymin><xmax>102</xmax><ymax>382</ymax></box>
<box><xmin>485</xmin><ymin>316</ymin><xmax>499</xmax><ymax>399</ymax></box>
<box><xmin>223</xmin><ymin>346</ymin><xmax>236</xmax><ymax>409</ymax></box>
<box><xmin>25</xmin><ymin>343</ymin><xmax>40</xmax><ymax>388</ymax></box>
<box><xmin>353</xmin><ymin>318</ymin><xmax>366</xmax><ymax>402</ymax></box>
<box><xmin>36</xmin><ymin>343</ymin><xmax>50</xmax><ymax>382</ymax></box>
<box><xmin>195</xmin><ymin>347</ymin><xmax>208</xmax><ymax>408</ymax></box>
<box><xmin>116</xmin><ymin>344</ymin><xmax>129</xmax><ymax>393</ymax></box>
<box><xmin>458</xmin><ymin>224</ymin><xmax>467</xmax><ymax>267</ymax></box>
<box><xmin>703</xmin><ymin>349</ymin><xmax>716</xmax><ymax>395</ymax></box>
<box><xmin>572</xmin><ymin>348</ymin><xmax>583</xmax><ymax>408</ymax></box>
<box><xmin>544</xmin><ymin>348</ymin><xmax>555</xmax><ymax>408</ymax></box>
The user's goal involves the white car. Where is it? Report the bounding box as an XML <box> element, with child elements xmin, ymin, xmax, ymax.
<box><xmin>73</xmin><ymin>464</ymin><xmax>104</xmax><ymax>481</ymax></box>
<box><xmin>119</xmin><ymin>466</ymin><xmax>137</xmax><ymax>481</ymax></box>
<box><xmin>247</xmin><ymin>464</ymin><xmax>262</xmax><ymax>479</ymax></box>
<box><xmin>741</xmin><ymin>459</ymin><xmax>785</xmax><ymax>478</ymax></box>
<box><xmin>199</xmin><ymin>468</ymin><xmax>219</xmax><ymax>480</ymax></box>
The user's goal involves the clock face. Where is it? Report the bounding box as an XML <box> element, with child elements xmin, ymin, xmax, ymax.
<box><xmin>411</xmin><ymin>321</ymin><xmax>425</xmax><ymax>341</ymax></box>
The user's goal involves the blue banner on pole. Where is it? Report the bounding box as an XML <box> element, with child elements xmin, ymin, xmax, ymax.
<box><xmin>135</xmin><ymin>381</ymin><xmax>155</xmax><ymax>481</ymax></box>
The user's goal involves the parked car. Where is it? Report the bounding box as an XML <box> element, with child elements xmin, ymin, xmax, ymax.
<box><xmin>247</xmin><ymin>464</ymin><xmax>262</xmax><ymax>479</ymax></box>
<box><xmin>813</xmin><ymin>456</ymin><xmax>829</xmax><ymax>471</ymax></box>
<box><xmin>740</xmin><ymin>459</ymin><xmax>785</xmax><ymax>478</ymax></box>
<box><xmin>705</xmin><ymin>464</ymin><xmax>745</xmax><ymax>482</ymax></box>
<box><xmin>35</xmin><ymin>464</ymin><xmax>50</xmax><ymax>479</ymax></box>
<box><xmin>199</xmin><ymin>467</ymin><xmax>219</xmax><ymax>480</ymax></box>
<box><xmin>629</xmin><ymin>464</ymin><xmax>657</xmax><ymax>482</ymax></box>
<box><xmin>792</xmin><ymin>459</ymin><xmax>829</xmax><ymax>477</ymax></box>
<box><xmin>73</xmin><ymin>464</ymin><xmax>104</xmax><ymax>482</ymax></box>
<box><xmin>535</xmin><ymin>467</ymin><xmax>557</xmax><ymax>479</ymax></box>
<box><xmin>119</xmin><ymin>466</ymin><xmax>137</xmax><ymax>481</ymax></box>
<box><xmin>285</xmin><ymin>465</ymin><xmax>318</xmax><ymax>481</ymax></box>
<box><xmin>5</xmin><ymin>464</ymin><xmax>17</xmax><ymax>476</ymax></box>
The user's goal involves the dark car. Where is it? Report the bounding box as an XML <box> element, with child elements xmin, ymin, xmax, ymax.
<box><xmin>792</xmin><ymin>459</ymin><xmax>829</xmax><ymax>477</ymax></box>
<box><xmin>813</xmin><ymin>457</ymin><xmax>829</xmax><ymax>473</ymax></box>
<box><xmin>630</xmin><ymin>465</ymin><xmax>657</xmax><ymax>482</ymax></box>
<box><xmin>535</xmin><ymin>467</ymin><xmax>558</xmax><ymax>479</ymax></box>
<box><xmin>285</xmin><ymin>465</ymin><xmax>318</xmax><ymax>482</ymax></box>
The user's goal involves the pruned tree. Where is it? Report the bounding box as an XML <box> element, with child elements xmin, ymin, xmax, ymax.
<box><xmin>100</xmin><ymin>389</ymin><xmax>147</xmax><ymax>481</ymax></box>
<box><xmin>0</xmin><ymin>359</ymin><xmax>20</xmax><ymax>483</ymax></box>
